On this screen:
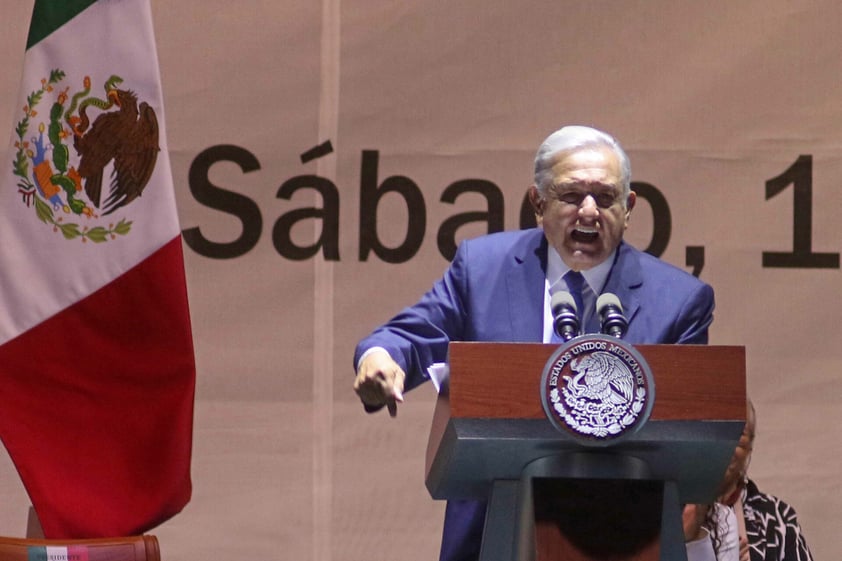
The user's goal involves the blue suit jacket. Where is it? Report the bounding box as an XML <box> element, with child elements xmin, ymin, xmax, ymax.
<box><xmin>354</xmin><ymin>228</ymin><xmax>715</xmax><ymax>561</ymax></box>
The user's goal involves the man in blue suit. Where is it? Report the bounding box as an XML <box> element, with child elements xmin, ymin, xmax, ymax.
<box><xmin>353</xmin><ymin>125</ymin><xmax>715</xmax><ymax>561</ymax></box>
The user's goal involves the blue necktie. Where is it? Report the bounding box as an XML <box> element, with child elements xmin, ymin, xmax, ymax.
<box><xmin>564</xmin><ymin>270</ymin><xmax>586</xmax><ymax>325</ymax></box>
<box><xmin>550</xmin><ymin>271</ymin><xmax>595</xmax><ymax>342</ymax></box>
<box><xmin>566</xmin><ymin>270</ymin><xmax>599</xmax><ymax>333</ymax></box>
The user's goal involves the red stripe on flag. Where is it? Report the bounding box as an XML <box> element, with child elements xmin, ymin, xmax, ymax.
<box><xmin>0</xmin><ymin>237</ymin><xmax>195</xmax><ymax>538</ymax></box>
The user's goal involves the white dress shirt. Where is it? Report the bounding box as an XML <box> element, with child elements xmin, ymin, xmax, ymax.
<box><xmin>542</xmin><ymin>246</ymin><xmax>615</xmax><ymax>342</ymax></box>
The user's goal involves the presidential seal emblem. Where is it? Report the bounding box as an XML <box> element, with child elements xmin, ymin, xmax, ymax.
<box><xmin>540</xmin><ymin>334</ymin><xmax>654</xmax><ymax>446</ymax></box>
<box><xmin>11</xmin><ymin>70</ymin><xmax>160</xmax><ymax>242</ymax></box>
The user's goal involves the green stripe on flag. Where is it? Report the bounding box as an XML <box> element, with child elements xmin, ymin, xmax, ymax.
<box><xmin>27</xmin><ymin>0</ymin><xmax>99</xmax><ymax>49</ymax></box>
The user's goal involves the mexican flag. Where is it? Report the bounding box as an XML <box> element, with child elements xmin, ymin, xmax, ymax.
<box><xmin>0</xmin><ymin>0</ymin><xmax>196</xmax><ymax>538</ymax></box>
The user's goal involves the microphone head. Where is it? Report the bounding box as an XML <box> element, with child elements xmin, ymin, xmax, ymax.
<box><xmin>551</xmin><ymin>290</ymin><xmax>578</xmax><ymax>313</ymax></box>
<box><xmin>596</xmin><ymin>292</ymin><xmax>623</xmax><ymax>313</ymax></box>
<box><xmin>551</xmin><ymin>290</ymin><xmax>580</xmax><ymax>341</ymax></box>
<box><xmin>597</xmin><ymin>292</ymin><xmax>627</xmax><ymax>338</ymax></box>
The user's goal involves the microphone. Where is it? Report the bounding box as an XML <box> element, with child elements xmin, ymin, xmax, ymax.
<box><xmin>597</xmin><ymin>293</ymin><xmax>628</xmax><ymax>338</ymax></box>
<box><xmin>551</xmin><ymin>290</ymin><xmax>580</xmax><ymax>342</ymax></box>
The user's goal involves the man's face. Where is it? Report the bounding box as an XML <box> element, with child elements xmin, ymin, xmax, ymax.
<box><xmin>529</xmin><ymin>146</ymin><xmax>634</xmax><ymax>271</ymax></box>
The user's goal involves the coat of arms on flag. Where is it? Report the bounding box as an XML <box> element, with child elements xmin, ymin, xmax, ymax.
<box><xmin>0</xmin><ymin>0</ymin><xmax>196</xmax><ymax>540</ymax></box>
<box><xmin>13</xmin><ymin>69</ymin><xmax>160</xmax><ymax>241</ymax></box>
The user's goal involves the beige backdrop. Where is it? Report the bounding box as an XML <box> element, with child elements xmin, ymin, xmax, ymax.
<box><xmin>1</xmin><ymin>1</ymin><xmax>840</xmax><ymax>560</ymax></box>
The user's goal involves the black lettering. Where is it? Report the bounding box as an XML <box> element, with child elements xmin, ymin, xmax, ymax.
<box><xmin>437</xmin><ymin>179</ymin><xmax>504</xmax><ymax>261</ymax></box>
<box><xmin>273</xmin><ymin>175</ymin><xmax>340</xmax><ymax>260</ymax></box>
<box><xmin>631</xmin><ymin>181</ymin><xmax>671</xmax><ymax>258</ymax></box>
<box><xmin>763</xmin><ymin>155</ymin><xmax>839</xmax><ymax>268</ymax></box>
<box><xmin>358</xmin><ymin>150</ymin><xmax>426</xmax><ymax>263</ymax></box>
<box><xmin>300</xmin><ymin>140</ymin><xmax>334</xmax><ymax>163</ymax></box>
<box><xmin>685</xmin><ymin>246</ymin><xmax>705</xmax><ymax>278</ymax></box>
<box><xmin>519</xmin><ymin>191</ymin><xmax>539</xmax><ymax>230</ymax></box>
<box><xmin>183</xmin><ymin>145</ymin><xmax>262</xmax><ymax>259</ymax></box>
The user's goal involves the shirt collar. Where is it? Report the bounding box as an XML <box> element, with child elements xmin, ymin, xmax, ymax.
<box><xmin>546</xmin><ymin>246</ymin><xmax>615</xmax><ymax>295</ymax></box>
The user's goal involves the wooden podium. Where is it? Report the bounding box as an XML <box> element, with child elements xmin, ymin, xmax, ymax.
<box><xmin>425</xmin><ymin>342</ymin><xmax>746</xmax><ymax>561</ymax></box>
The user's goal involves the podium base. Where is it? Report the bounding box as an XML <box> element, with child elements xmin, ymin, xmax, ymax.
<box><xmin>479</xmin><ymin>453</ymin><xmax>687</xmax><ymax>561</ymax></box>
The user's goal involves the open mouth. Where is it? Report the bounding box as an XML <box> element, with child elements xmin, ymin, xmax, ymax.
<box><xmin>571</xmin><ymin>227</ymin><xmax>599</xmax><ymax>243</ymax></box>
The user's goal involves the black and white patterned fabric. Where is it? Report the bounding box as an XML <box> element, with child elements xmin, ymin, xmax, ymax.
<box><xmin>742</xmin><ymin>479</ymin><xmax>814</xmax><ymax>561</ymax></box>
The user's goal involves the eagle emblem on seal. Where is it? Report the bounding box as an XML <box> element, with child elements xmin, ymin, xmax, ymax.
<box><xmin>11</xmin><ymin>69</ymin><xmax>159</xmax><ymax>242</ymax></box>
<box><xmin>540</xmin><ymin>335</ymin><xmax>653</xmax><ymax>445</ymax></box>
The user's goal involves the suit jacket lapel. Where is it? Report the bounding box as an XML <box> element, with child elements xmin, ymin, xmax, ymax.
<box><xmin>504</xmin><ymin>236</ymin><xmax>642</xmax><ymax>341</ymax></box>
<box><xmin>506</xmin><ymin>230</ymin><xmax>547</xmax><ymax>342</ymax></box>
<box><xmin>602</xmin><ymin>242</ymin><xmax>642</xmax><ymax>325</ymax></box>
